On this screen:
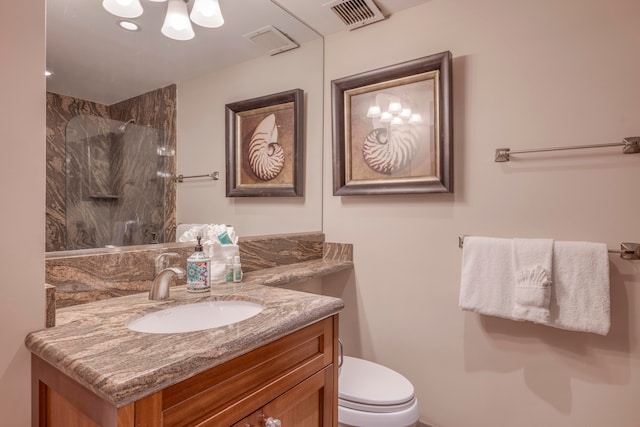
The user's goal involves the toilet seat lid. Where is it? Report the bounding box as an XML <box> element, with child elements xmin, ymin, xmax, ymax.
<box><xmin>339</xmin><ymin>356</ymin><xmax>415</xmax><ymax>407</ymax></box>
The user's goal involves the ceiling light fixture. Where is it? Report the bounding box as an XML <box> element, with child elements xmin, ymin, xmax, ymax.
<box><xmin>367</xmin><ymin>100</ymin><xmax>424</xmax><ymax>127</ymax></box>
<box><xmin>102</xmin><ymin>0</ymin><xmax>143</xmax><ymax>19</ymax></box>
<box><xmin>103</xmin><ymin>0</ymin><xmax>224</xmax><ymax>41</ymax></box>
<box><xmin>161</xmin><ymin>0</ymin><xmax>195</xmax><ymax>40</ymax></box>
<box><xmin>190</xmin><ymin>0</ymin><xmax>224</xmax><ymax>28</ymax></box>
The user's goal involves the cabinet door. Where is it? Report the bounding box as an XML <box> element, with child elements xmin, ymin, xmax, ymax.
<box><xmin>261</xmin><ymin>366</ymin><xmax>334</xmax><ymax>427</ymax></box>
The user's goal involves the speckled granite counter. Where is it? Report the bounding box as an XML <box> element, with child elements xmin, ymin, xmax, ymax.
<box><xmin>26</xmin><ymin>282</ymin><xmax>344</xmax><ymax>407</ymax></box>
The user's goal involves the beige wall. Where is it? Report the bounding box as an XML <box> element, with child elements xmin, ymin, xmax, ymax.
<box><xmin>0</xmin><ymin>0</ymin><xmax>46</xmax><ymax>425</ymax></box>
<box><xmin>322</xmin><ymin>0</ymin><xmax>640</xmax><ymax>426</ymax></box>
<box><xmin>176</xmin><ymin>38</ymin><xmax>324</xmax><ymax>237</ymax></box>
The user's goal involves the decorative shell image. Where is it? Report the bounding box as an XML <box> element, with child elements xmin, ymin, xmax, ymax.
<box><xmin>362</xmin><ymin>93</ymin><xmax>421</xmax><ymax>175</ymax></box>
<box><xmin>248</xmin><ymin>113</ymin><xmax>285</xmax><ymax>181</ymax></box>
<box><xmin>362</xmin><ymin>124</ymin><xmax>419</xmax><ymax>175</ymax></box>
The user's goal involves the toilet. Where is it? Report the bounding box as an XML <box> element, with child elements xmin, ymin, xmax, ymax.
<box><xmin>338</xmin><ymin>356</ymin><xmax>420</xmax><ymax>427</ymax></box>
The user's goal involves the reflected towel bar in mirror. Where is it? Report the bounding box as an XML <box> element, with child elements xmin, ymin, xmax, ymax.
<box><xmin>495</xmin><ymin>136</ymin><xmax>640</xmax><ymax>162</ymax></box>
<box><xmin>175</xmin><ymin>172</ymin><xmax>219</xmax><ymax>183</ymax></box>
<box><xmin>457</xmin><ymin>236</ymin><xmax>640</xmax><ymax>260</ymax></box>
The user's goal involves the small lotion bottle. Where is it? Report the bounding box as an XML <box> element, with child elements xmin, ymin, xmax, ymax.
<box><xmin>186</xmin><ymin>236</ymin><xmax>211</xmax><ymax>293</ymax></box>
<box><xmin>225</xmin><ymin>257</ymin><xmax>234</xmax><ymax>283</ymax></box>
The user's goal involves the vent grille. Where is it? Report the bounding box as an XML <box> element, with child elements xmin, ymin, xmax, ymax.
<box><xmin>243</xmin><ymin>25</ymin><xmax>299</xmax><ymax>56</ymax></box>
<box><xmin>324</xmin><ymin>0</ymin><xmax>385</xmax><ymax>30</ymax></box>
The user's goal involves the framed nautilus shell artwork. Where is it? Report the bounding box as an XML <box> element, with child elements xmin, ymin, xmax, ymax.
<box><xmin>225</xmin><ymin>89</ymin><xmax>304</xmax><ymax>197</ymax></box>
<box><xmin>331</xmin><ymin>51</ymin><xmax>452</xmax><ymax>195</ymax></box>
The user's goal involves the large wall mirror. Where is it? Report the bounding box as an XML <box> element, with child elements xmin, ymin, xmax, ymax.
<box><xmin>46</xmin><ymin>0</ymin><xmax>324</xmax><ymax>253</ymax></box>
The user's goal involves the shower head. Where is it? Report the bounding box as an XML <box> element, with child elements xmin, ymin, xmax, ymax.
<box><xmin>118</xmin><ymin>118</ymin><xmax>136</xmax><ymax>133</ymax></box>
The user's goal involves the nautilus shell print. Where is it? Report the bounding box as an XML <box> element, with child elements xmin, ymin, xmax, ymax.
<box><xmin>362</xmin><ymin>124</ymin><xmax>419</xmax><ymax>175</ymax></box>
<box><xmin>248</xmin><ymin>113</ymin><xmax>285</xmax><ymax>181</ymax></box>
<box><xmin>362</xmin><ymin>92</ymin><xmax>418</xmax><ymax>175</ymax></box>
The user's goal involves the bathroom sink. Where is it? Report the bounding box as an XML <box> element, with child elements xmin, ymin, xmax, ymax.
<box><xmin>127</xmin><ymin>300</ymin><xmax>265</xmax><ymax>334</ymax></box>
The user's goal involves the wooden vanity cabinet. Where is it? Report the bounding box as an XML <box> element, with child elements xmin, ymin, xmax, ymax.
<box><xmin>32</xmin><ymin>315</ymin><xmax>339</xmax><ymax>427</ymax></box>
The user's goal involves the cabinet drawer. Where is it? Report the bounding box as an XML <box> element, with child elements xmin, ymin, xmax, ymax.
<box><xmin>158</xmin><ymin>316</ymin><xmax>336</xmax><ymax>426</ymax></box>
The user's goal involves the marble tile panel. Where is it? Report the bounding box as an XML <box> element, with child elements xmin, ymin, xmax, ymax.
<box><xmin>323</xmin><ymin>242</ymin><xmax>353</xmax><ymax>261</ymax></box>
<box><xmin>46</xmin><ymin>232</ymin><xmax>335</xmax><ymax>308</ymax></box>
<box><xmin>45</xmin><ymin>284</ymin><xmax>56</xmax><ymax>328</ymax></box>
<box><xmin>46</xmin><ymin>92</ymin><xmax>111</xmax><ymax>251</ymax></box>
<box><xmin>239</xmin><ymin>232</ymin><xmax>324</xmax><ymax>271</ymax></box>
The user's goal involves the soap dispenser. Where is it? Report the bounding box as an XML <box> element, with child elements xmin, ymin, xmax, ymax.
<box><xmin>186</xmin><ymin>235</ymin><xmax>211</xmax><ymax>293</ymax></box>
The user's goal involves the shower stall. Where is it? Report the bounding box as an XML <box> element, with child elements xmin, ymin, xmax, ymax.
<box><xmin>65</xmin><ymin>114</ymin><xmax>171</xmax><ymax>249</ymax></box>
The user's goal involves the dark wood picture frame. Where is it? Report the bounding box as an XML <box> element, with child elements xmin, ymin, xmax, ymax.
<box><xmin>225</xmin><ymin>89</ymin><xmax>304</xmax><ymax>197</ymax></box>
<box><xmin>331</xmin><ymin>51</ymin><xmax>453</xmax><ymax>195</ymax></box>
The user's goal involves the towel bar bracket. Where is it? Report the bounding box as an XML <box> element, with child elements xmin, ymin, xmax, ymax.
<box><xmin>610</xmin><ymin>243</ymin><xmax>640</xmax><ymax>260</ymax></box>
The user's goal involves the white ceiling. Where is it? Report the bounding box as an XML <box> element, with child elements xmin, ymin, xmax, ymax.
<box><xmin>46</xmin><ymin>0</ymin><xmax>430</xmax><ymax>105</ymax></box>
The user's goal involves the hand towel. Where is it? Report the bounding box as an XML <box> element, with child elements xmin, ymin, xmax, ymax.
<box><xmin>459</xmin><ymin>236</ymin><xmax>515</xmax><ymax>318</ymax></box>
<box><xmin>549</xmin><ymin>241</ymin><xmax>610</xmax><ymax>335</ymax></box>
<box><xmin>205</xmin><ymin>240</ymin><xmax>240</xmax><ymax>284</ymax></box>
<box><xmin>460</xmin><ymin>236</ymin><xmax>611</xmax><ymax>335</ymax></box>
<box><xmin>177</xmin><ymin>224</ymin><xmax>205</xmax><ymax>242</ymax></box>
<box><xmin>512</xmin><ymin>238</ymin><xmax>553</xmax><ymax>324</ymax></box>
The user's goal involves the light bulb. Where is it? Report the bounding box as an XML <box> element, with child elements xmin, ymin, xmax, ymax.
<box><xmin>409</xmin><ymin>113</ymin><xmax>423</xmax><ymax>124</ymax></box>
<box><xmin>191</xmin><ymin>0</ymin><xmax>224</xmax><ymax>28</ymax></box>
<box><xmin>399</xmin><ymin>108</ymin><xmax>412</xmax><ymax>119</ymax></box>
<box><xmin>118</xmin><ymin>20</ymin><xmax>140</xmax><ymax>31</ymax></box>
<box><xmin>102</xmin><ymin>0</ymin><xmax>143</xmax><ymax>18</ymax></box>
<box><xmin>388</xmin><ymin>101</ymin><xmax>402</xmax><ymax>114</ymax></box>
<box><xmin>390</xmin><ymin>116</ymin><xmax>403</xmax><ymax>126</ymax></box>
<box><xmin>380</xmin><ymin>112</ymin><xmax>393</xmax><ymax>123</ymax></box>
<box><xmin>162</xmin><ymin>0</ymin><xmax>195</xmax><ymax>40</ymax></box>
<box><xmin>366</xmin><ymin>105</ymin><xmax>382</xmax><ymax>118</ymax></box>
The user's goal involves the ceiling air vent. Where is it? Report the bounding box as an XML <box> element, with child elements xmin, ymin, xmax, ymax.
<box><xmin>324</xmin><ymin>0</ymin><xmax>386</xmax><ymax>31</ymax></box>
<box><xmin>243</xmin><ymin>25</ymin><xmax>299</xmax><ymax>56</ymax></box>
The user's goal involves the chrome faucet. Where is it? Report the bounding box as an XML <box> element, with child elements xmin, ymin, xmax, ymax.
<box><xmin>155</xmin><ymin>252</ymin><xmax>179</xmax><ymax>275</ymax></box>
<box><xmin>149</xmin><ymin>267</ymin><xmax>185</xmax><ymax>301</ymax></box>
<box><xmin>150</xmin><ymin>252</ymin><xmax>183</xmax><ymax>300</ymax></box>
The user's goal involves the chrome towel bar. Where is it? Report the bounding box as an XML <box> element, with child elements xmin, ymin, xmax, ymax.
<box><xmin>458</xmin><ymin>236</ymin><xmax>640</xmax><ymax>260</ymax></box>
<box><xmin>495</xmin><ymin>136</ymin><xmax>640</xmax><ymax>162</ymax></box>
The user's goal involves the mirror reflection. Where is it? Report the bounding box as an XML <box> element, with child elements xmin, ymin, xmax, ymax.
<box><xmin>46</xmin><ymin>0</ymin><xmax>324</xmax><ymax>252</ymax></box>
<box><xmin>65</xmin><ymin>114</ymin><xmax>169</xmax><ymax>249</ymax></box>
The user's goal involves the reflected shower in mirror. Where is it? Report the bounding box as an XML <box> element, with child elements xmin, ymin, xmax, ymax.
<box><xmin>64</xmin><ymin>115</ymin><xmax>170</xmax><ymax>250</ymax></box>
<box><xmin>46</xmin><ymin>86</ymin><xmax>177</xmax><ymax>252</ymax></box>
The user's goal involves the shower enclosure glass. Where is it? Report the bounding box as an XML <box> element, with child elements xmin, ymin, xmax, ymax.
<box><xmin>65</xmin><ymin>114</ymin><xmax>169</xmax><ymax>249</ymax></box>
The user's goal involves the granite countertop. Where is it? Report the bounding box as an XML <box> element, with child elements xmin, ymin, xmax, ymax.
<box><xmin>26</xmin><ymin>276</ymin><xmax>345</xmax><ymax>407</ymax></box>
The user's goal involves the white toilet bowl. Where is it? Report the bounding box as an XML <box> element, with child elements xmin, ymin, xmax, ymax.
<box><xmin>338</xmin><ymin>356</ymin><xmax>420</xmax><ymax>427</ymax></box>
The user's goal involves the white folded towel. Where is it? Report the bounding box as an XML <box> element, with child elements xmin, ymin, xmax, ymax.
<box><xmin>178</xmin><ymin>224</ymin><xmax>239</xmax><ymax>245</ymax></box>
<box><xmin>459</xmin><ymin>236</ymin><xmax>515</xmax><ymax>318</ymax></box>
<box><xmin>459</xmin><ymin>236</ymin><xmax>611</xmax><ymax>335</ymax></box>
<box><xmin>512</xmin><ymin>238</ymin><xmax>553</xmax><ymax>324</ymax></box>
<box><xmin>550</xmin><ymin>241</ymin><xmax>610</xmax><ymax>335</ymax></box>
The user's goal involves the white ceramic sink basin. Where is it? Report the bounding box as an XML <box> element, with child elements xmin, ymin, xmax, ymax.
<box><xmin>127</xmin><ymin>300</ymin><xmax>265</xmax><ymax>334</ymax></box>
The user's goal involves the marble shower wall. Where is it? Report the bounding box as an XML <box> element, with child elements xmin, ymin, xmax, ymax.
<box><xmin>46</xmin><ymin>93</ymin><xmax>110</xmax><ymax>252</ymax></box>
<box><xmin>110</xmin><ymin>85</ymin><xmax>177</xmax><ymax>246</ymax></box>
<box><xmin>46</xmin><ymin>86</ymin><xmax>176</xmax><ymax>252</ymax></box>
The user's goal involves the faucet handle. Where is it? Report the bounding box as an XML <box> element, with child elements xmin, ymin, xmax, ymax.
<box><xmin>155</xmin><ymin>252</ymin><xmax>180</xmax><ymax>275</ymax></box>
